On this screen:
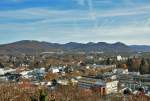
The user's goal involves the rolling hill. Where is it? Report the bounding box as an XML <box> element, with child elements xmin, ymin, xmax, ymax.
<box><xmin>0</xmin><ymin>40</ymin><xmax>149</xmax><ymax>55</ymax></box>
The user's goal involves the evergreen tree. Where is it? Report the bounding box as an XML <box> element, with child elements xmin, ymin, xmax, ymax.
<box><xmin>30</xmin><ymin>96</ymin><xmax>37</xmax><ymax>101</ymax></box>
<box><xmin>106</xmin><ymin>58</ymin><xmax>111</xmax><ymax>65</ymax></box>
<box><xmin>39</xmin><ymin>90</ymin><xmax>48</xmax><ymax>101</ymax></box>
<box><xmin>50</xmin><ymin>95</ymin><xmax>55</xmax><ymax>101</ymax></box>
<box><xmin>140</xmin><ymin>58</ymin><xmax>149</xmax><ymax>74</ymax></box>
<box><xmin>126</xmin><ymin>58</ymin><xmax>132</xmax><ymax>71</ymax></box>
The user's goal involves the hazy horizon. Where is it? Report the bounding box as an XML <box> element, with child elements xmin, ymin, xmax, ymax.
<box><xmin>0</xmin><ymin>39</ymin><xmax>150</xmax><ymax>46</ymax></box>
<box><xmin>0</xmin><ymin>0</ymin><xmax>150</xmax><ymax>45</ymax></box>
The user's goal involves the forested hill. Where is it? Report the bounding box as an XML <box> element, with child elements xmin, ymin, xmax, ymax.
<box><xmin>0</xmin><ymin>40</ymin><xmax>149</xmax><ymax>55</ymax></box>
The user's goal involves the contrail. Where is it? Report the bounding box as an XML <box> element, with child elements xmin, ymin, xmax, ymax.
<box><xmin>87</xmin><ymin>0</ymin><xmax>99</xmax><ymax>33</ymax></box>
<box><xmin>78</xmin><ymin>0</ymin><xmax>85</xmax><ymax>6</ymax></box>
<box><xmin>76</xmin><ymin>0</ymin><xmax>85</xmax><ymax>6</ymax></box>
<box><xmin>124</xmin><ymin>0</ymin><xmax>134</xmax><ymax>6</ymax></box>
<box><xmin>147</xmin><ymin>18</ymin><xmax>150</xmax><ymax>26</ymax></box>
<box><xmin>88</xmin><ymin>0</ymin><xmax>95</xmax><ymax>20</ymax></box>
<box><xmin>75</xmin><ymin>0</ymin><xmax>98</xmax><ymax>32</ymax></box>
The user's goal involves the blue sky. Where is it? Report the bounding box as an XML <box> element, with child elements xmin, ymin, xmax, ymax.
<box><xmin>0</xmin><ymin>0</ymin><xmax>150</xmax><ymax>45</ymax></box>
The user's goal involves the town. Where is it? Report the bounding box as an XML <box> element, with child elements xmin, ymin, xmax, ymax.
<box><xmin>1</xmin><ymin>0</ymin><xmax>150</xmax><ymax>101</ymax></box>
<box><xmin>0</xmin><ymin>52</ymin><xmax>150</xmax><ymax>101</ymax></box>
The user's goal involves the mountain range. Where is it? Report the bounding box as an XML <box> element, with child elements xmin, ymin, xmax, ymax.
<box><xmin>0</xmin><ymin>40</ymin><xmax>149</xmax><ymax>55</ymax></box>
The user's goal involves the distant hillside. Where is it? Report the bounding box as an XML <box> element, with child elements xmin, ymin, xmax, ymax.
<box><xmin>62</xmin><ymin>42</ymin><xmax>131</xmax><ymax>53</ymax></box>
<box><xmin>0</xmin><ymin>40</ymin><xmax>138</xmax><ymax>55</ymax></box>
<box><xmin>130</xmin><ymin>45</ymin><xmax>150</xmax><ymax>52</ymax></box>
<box><xmin>0</xmin><ymin>40</ymin><xmax>62</xmax><ymax>55</ymax></box>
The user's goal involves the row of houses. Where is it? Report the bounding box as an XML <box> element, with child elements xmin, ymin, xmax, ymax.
<box><xmin>0</xmin><ymin>64</ymin><xmax>149</xmax><ymax>97</ymax></box>
<box><xmin>78</xmin><ymin>76</ymin><xmax>118</xmax><ymax>95</ymax></box>
<box><xmin>76</xmin><ymin>68</ymin><xmax>150</xmax><ymax>96</ymax></box>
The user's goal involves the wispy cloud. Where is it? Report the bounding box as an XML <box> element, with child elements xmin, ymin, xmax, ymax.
<box><xmin>75</xmin><ymin>0</ymin><xmax>86</xmax><ymax>6</ymax></box>
<box><xmin>0</xmin><ymin>4</ymin><xmax>149</xmax><ymax>23</ymax></box>
<box><xmin>0</xmin><ymin>0</ymin><xmax>23</xmax><ymax>3</ymax></box>
<box><xmin>0</xmin><ymin>0</ymin><xmax>150</xmax><ymax>44</ymax></box>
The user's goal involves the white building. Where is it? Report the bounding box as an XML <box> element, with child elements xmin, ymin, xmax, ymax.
<box><xmin>86</xmin><ymin>66</ymin><xmax>90</xmax><ymax>69</ymax></box>
<box><xmin>0</xmin><ymin>69</ymin><xmax>5</xmax><ymax>75</ymax></box>
<box><xmin>106</xmin><ymin>80</ymin><xmax>119</xmax><ymax>94</ymax></box>
<box><xmin>113</xmin><ymin>68</ymin><xmax>128</xmax><ymax>74</ymax></box>
<box><xmin>33</xmin><ymin>68</ymin><xmax>45</xmax><ymax>74</ymax></box>
<box><xmin>20</xmin><ymin>70</ymin><xmax>33</xmax><ymax>78</ymax></box>
<box><xmin>128</xmin><ymin>72</ymin><xmax>140</xmax><ymax>76</ymax></box>
<box><xmin>0</xmin><ymin>68</ymin><xmax>16</xmax><ymax>75</ymax></box>
<box><xmin>57</xmin><ymin>79</ymin><xmax>69</xmax><ymax>85</ymax></box>
<box><xmin>86</xmin><ymin>56</ymin><xmax>94</xmax><ymax>59</ymax></box>
<box><xmin>117</xmin><ymin>55</ymin><xmax>122</xmax><ymax>61</ymax></box>
<box><xmin>49</xmin><ymin>68</ymin><xmax>60</xmax><ymax>73</ymax></box>
<box><xmin>78</xmin><ymin>77</ymin><xmax>118</xmax><ymax>95</ymax></box>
